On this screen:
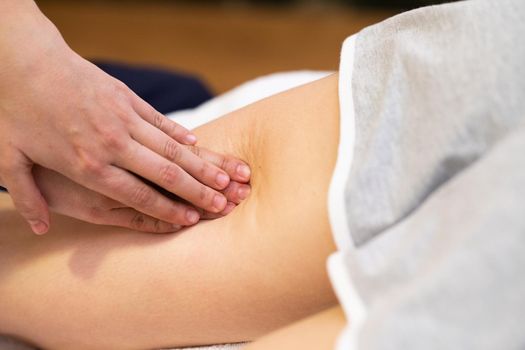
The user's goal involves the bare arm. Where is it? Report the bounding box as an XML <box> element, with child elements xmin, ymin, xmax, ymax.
<box><xmin>0</xmin><ymin>74</ymin><xmax>341</xmax><ymax>349</ymax></box>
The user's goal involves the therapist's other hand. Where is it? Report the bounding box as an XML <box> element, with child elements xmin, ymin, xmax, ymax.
<box><xmin>32</xmin><ymin>166</ymin><xmax>251</xmax><ymax>233</ymax></box>
<box><xmin>0</xmin><ymin>2</ymin><xmax>251</xmax><ymax>234</ymax></box>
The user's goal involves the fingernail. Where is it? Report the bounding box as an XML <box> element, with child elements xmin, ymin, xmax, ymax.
<box><xmin>216</xmin><ymin>172</ymin><xmax>230</xmax><ymax>188</ymax></box>
<box><xmin>213</xmin><ymin>194</ymin><xmax>227</xmax><ymax>211</ymax></box>
<box><xmin>238</xmin><ymin>186</ymin><xmax>251</xmax><ymax>200</ymax></box>
<box><xmin>186</xmin><ymin>210</ymin><xmax>200</xmax><ymax>224</ymax></box>
<box><xmin>236</xmin><ymin>164</ymin><xmax>251</xmax><ymax>179</ymax></box>
<box><xmin>184</xmin><ymin>133</ymin><xmax>197</xmax><ymax>144</ymax></box>
<box><xmin>29</xmin><ymin>220</ymin><xmax>48</xmax><ymax>235</ymax></box>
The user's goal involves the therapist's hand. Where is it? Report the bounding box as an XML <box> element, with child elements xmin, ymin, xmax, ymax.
<box><xmin>0</xmin><ymin>1</ymin><xmax>251</xmax><ymax>234</ymax></box>
<box><xmin>32</xmin><ymin>165</ymin><xmax>251</xmax><ymax>233</ymax></box>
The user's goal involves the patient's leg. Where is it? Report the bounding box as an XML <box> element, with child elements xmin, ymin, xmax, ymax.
<box><xmin>245</xmin><ymin>306</ymin><xmax>346</xmax><ymax>350</ymax></box>
<box><xmin>0</xmin><ymin>74</ymin><xmax>341</xmax><ymax>349</ymax></box>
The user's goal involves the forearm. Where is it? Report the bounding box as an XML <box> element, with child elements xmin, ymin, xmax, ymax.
<box><xmin>0</xmin><ymin>0</ymin><xmax>53</xmax><ymax>40</ymax></box>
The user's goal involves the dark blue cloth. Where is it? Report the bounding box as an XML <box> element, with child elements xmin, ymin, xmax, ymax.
<box><xmin>0</xmin><ymin>62</ymin><xmax>213</xmax><ymax>192</ymax></box>
<box><xmin>95</xmin><ymin>61</ymin><xmax>213</xmax><ymax>115</ymax></box>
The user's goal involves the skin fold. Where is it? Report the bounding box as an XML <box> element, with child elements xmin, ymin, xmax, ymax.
<box><xmin>0</xmin><ymin>74</ymin><xmax>346</xmax><ymax>349</ymax></box>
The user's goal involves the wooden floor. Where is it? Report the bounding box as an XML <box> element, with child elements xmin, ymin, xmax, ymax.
<box><xmin>37</xmin><ymin>1</ymin><xmax>395</xmax><ymax>93</ymax></box>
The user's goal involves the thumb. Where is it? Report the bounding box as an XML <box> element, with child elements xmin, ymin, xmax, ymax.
<box><xmin>3</xmin><ymin>154</ymin><xmax>50</xmax><ymax>235</ymax></box>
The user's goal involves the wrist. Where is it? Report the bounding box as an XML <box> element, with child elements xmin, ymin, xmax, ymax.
<box><xmin>0</xmin><ymin>0</ymin><xmax>39</xmax><ymax>13</ymax></box>
<box><xmin>0</xmin><ymin>1</ymin><xmax>66</xmax><ymax>64</ymax></box>
<box><xmin>0</xmin><ymin>1</ymin><xmax>45</xmax><ymax>33</ymax></box>
<box><xmin>0</xmin><ymin>2</ymin><xmax>71</xmax><ymax>92</ymax></box>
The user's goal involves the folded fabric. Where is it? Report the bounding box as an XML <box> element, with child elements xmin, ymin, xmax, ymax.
<box><xmin>328</xmin><ymin>0</ymin><xmax>525</xmax><ymax>348</ymax></box>
<box><xmin>168</xmin><ymin>71</ymin><xmax>331</xmax><ymax>129</ymax></box>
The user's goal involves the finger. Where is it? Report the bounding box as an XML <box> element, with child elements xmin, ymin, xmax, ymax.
<box><xmin>2</xmin><ymin>152</ymin><xmax>50</xmax><ymax>235</ymax></box>
<box><xmin>119</xmin><ymin>141</ymin><xmax>228</xmax><ymax>214</ymax></box>
<box><xmin>201</xmin><ymin>202</ymin><xmax>237</xmax><ymax>220</ymax></box>
<box><xmin>130</xmin><ymin>92</ymin><xmax>197</xmax><ymax>145</ymax></box>
<box><xmin>90</xmin><ymin>207</ymin><xmax>182</xmax><ymax>233</ymax></box>
<box><xmin>221</xmin><ymin>181</ymin><xmax>251</xmax><ymax>205</ymax></box>
<box><xmin>77</xmin><ymin>165</ymin><xmax>201</xmax><ymax>226</ymax></box>
<box><xmin>130</xmin><ymin>121</ymin><xmax>231</xmax><ymax>190</ymax></box>
<box><xmin>185</xmin><ymin>145</ymin><xmax>251</xmax><ymax>183</ymax></box>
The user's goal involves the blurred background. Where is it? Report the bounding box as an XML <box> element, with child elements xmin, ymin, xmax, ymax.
<box><xmin>35</xmin><ymin>0</ymin><xmax>452</xmax><ymax>93</ymax></box>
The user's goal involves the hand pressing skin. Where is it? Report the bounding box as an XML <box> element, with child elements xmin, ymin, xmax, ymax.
<box><xmin>0</xmin><ymin>1</ymin><xmax>251</xmax><ymax>234</ymax></box>
<box><xmin>32</xmin><ymin>164</ymin><xmax>251</xmax><ymax>233</ymax></box>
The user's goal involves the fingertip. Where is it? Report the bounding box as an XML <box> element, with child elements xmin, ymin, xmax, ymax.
<box><xmin>216</xmin><ymin>172</ymin><xmax>230</xmax><ymax>189</ymax></box>
<box><xmin>183</xmin><ymin>133</ymin><xmax>198</xmax><ymax>145</ymax></box>
<box><xmin>237</xmin><ymin>185</ymin><xmax>251</xmax><ymax>200</ymax></box>
<box><xmin>212</xmin><ymin>194</ymin><xmax>227</xmax><ymax>213</ymax></box>
<box><xmin>236</xmin><ymin>164</ymin><xmax>251</xmax><ymax>182</ymax></box>
<box><xmin>185</xmin><ymin>209</ymin><xmax>200</xmax><ymax>225</ymax></box>
<box><xmin>29</xmin><ymin>219</ymin><xmax>49</xmax><ymax>235</ymax></box>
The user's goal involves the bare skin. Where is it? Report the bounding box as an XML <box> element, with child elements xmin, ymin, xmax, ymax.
<box><xmin>0</xmin><ymin>74</ymin><xmax>342</xmax><ymax>349</ymax></box>
<box><xmin>246</xmin><ymin>306</ymin><xmax>346</xmax><ymax>350</ymax></box>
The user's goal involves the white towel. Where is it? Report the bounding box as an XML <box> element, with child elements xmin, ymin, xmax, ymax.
<box><xmin>167</xmin><ymin>71</ymin><xmax>331</xmax><ymax>128</ymax></box>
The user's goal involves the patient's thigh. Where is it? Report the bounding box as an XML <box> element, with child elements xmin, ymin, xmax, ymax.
<box><xmin>0</xmin><ymin>207</ymin><xmax>334</xmax><ymax>349</ymax></box>
<box><xmin>0</xmin><ymin>210</ymin><xmax>264</xmax><ymax>348</ymax></box>
<box><xmin>245</xmin><ymin>306</ymin><xmax>346</xmax><ymax>350</ymax></box>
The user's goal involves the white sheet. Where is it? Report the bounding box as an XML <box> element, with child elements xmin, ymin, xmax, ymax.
<box><xmin>167</xmin><ymin>71</ymin><xmax>331</xmax><ymax>128</ymax></box>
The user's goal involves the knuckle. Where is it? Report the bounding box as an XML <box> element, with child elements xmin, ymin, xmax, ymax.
<box><xmin>101</xmin><ymin>130</ymin><xmax>126</xmax><ymax>151</ymax></box>
<box><xmin>113</xmin><ymin>80</ymin><xmax>130</xmax><ymax>96</ymax></box>
<box><xmin>199</xmin><ymin>161</ymin><xmax>211</xmax><ymax>179</ymax></box>
<box><xmin>114</xmin><ymin>106</ymin><xmax>134</xmax><ymax>125</ymax></box>
<box><xmin>130</xmin><ymin>185</ymin><xmax>154</xmax><ymax>207</ymax></box>
<box><xmin>152</xmin><ymin>219</ymin><xmax>164</xmax><ymax>233</ymax></box>
<box><xmin>165</xmin><ymin>204</ymin><xmax>187</xmax><ymax>223</ymax></box>
<box><xmin>153</xmin><ymin>110</ymin><xmax>165</xmax><ymax>129</ymax></box>
<box><xmin>160</xmin><ymin>164</ymin><xmax>181</xmax><ymax>187</ymax></box>
<box><xmin>199</xmin><ymin>185</ymin><xmax>214</xmax><ymax>204</ymax></box>
<box><xmin>167</xmin><ymin>120</ymin><xmax>184</xmax><ymax>138</ymax></box>
<box><xmin>77</xmin><ymin>153</ymin><xmax>104</xmax><ymax>177</ymax></box>
<box><xmin>199</xmin><ymin>185</ymin><xmax>207</xmax><ymax>202</ymax></box>
<box><xmin>130</xmin><ymin>212</ymin><xmax>147</xmax><ymax>230</ymax></box>
<box><xmin>186</xmin><ymin>145</ymin><xmax>201</xmax><ymax>158</ymax></box>
<box><xmin>164</xmin><ymin>140</ymin><xmax>182</xmax><ymax>162</ymax></box>
<box><xmin>219</xmin><ymin>156</ymin><xmax>229</xmax><ymax>172</ymax></box>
